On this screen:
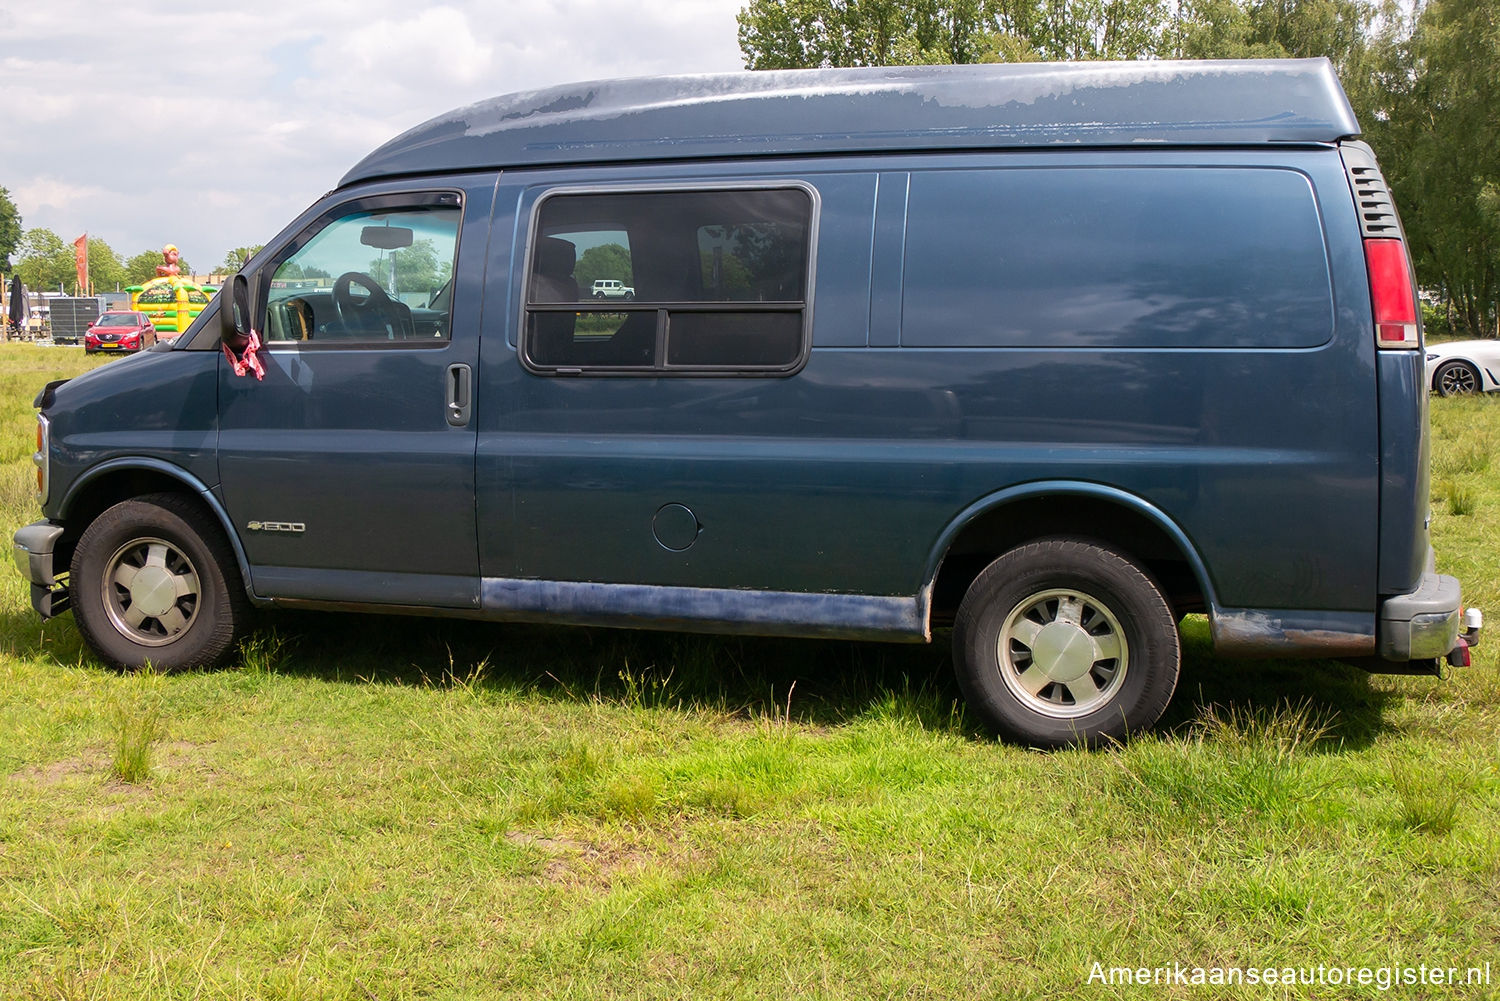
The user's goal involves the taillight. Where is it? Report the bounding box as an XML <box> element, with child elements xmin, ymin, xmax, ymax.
<box><xmin>1364</xmin><ymin>238</ymin><xmax>1419</xmax><ymax>349</ymax></box>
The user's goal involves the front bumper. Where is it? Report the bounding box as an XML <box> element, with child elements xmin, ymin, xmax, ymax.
<box><xmin>1377</xmin><ymin>570</ymin><xmax>1482</xmax><ymax>666</ymax></box>
<box><xmin>13</xmin><ymin>520</ymin><xmax>70</xmax><ymax>619</ymax></box>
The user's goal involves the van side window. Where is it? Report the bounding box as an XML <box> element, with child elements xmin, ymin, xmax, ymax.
<box><xmin>522</xmin><ymin>187</ymin><xmax>812</xmax><ymax>374</ymax></box>
<box><xmin>264</xmin><ymin>203</ymin><xmax>461</xmax><ymax>346</ymax></box>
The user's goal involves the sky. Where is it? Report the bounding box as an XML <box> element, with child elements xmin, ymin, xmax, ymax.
<box><xmin>0</xmin><ymin>0</ymin><xmax>748</xmax><ymax>276</ymax></box>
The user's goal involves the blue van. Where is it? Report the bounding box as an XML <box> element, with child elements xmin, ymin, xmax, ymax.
<box><xmin>13</xmin><ymin>59</ymin><xmax>1482</xmax><ymax>747</ymax></box>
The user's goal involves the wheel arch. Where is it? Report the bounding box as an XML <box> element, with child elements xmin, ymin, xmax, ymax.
<box><xmin>923</xmin><ymin>481</ymin><xmax>1218</xmax><ymax>631</ymax></box>
<box><xmin>1431</xmin><ymin>356</ymin><xmax>1483</xmax><ymax>391</ymax></box>
<box><xmin>57</xmin><ymin>459</ymin><xmax>257</xmax><ymax>603</ymax></box>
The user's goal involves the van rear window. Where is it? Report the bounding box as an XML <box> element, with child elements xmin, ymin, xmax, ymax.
<box><xmin>900</xmin><ymin>167</ymin><xmax>1333</xmax><ymax>349</ymax></box>
<box><xmin>522</xmin><ymin>187</ymin><xmax>813</xmax><ymax>374</ymax></box>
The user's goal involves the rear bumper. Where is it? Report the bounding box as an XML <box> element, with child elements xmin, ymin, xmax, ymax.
<box><xmin>13</xmin><ymin>520</ymin><xmax>69</xmax><ymax>619</ymax></box>
<box><xmin>1377</xmin><ymin>571</ymin><xmax>1480</xmax><ymax>661</ymax></box>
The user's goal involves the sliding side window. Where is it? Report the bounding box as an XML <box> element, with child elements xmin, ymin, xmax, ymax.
<box><xmin>523</xmin><ymin>186</ymin><xmax>813</xmax><ymax>374</ymax></box>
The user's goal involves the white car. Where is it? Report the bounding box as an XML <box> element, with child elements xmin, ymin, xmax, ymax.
<box><xmin>591</xmin><ymin>279</ymin><xmax>635</xmax><ymax>300</ymax></box>
<box><xmin>1425</xmin><ymin>340</ymin><xmax>1500</xmax><ymax>396</ymax></box>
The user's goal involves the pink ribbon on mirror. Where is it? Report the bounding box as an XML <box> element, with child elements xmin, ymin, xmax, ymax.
<box><xmin>222</xmin><ymin>330</ymin><xmax>266</xmax><ymax>380</ymax></box>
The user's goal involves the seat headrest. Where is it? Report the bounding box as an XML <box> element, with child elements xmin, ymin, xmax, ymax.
<box><xmin>535</xmin><ymin>236</ymin><xmax>576</xmax><ymax>278</ymax></box>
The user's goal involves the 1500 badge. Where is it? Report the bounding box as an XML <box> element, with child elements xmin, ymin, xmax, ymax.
<box><xmin>247</xmin><ymin>521</ymin><xmax>305</xmax><ymax>533</ymax></box>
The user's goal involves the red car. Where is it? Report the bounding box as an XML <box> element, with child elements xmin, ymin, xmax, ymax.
<box><xmin>84</xmin><ymin>311</ymin><xmax>158</xmax><ymax>354</ymax></box>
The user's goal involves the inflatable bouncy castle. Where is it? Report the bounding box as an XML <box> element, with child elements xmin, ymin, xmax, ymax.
<box><xmin>127</xmin><ymin>245</ymin><xmax>213</xmax><ymax>336</ymax></box>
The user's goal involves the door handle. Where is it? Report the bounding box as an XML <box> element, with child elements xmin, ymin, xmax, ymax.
<box><xmin>446</xmin><ymin>363</ymin><xmax>472</xmax><ymax>427</ymax></box>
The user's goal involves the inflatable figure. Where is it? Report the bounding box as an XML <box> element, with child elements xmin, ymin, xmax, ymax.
<box><xmin>127</xmin><ymin>241</ymin><xmax>214</xmax><ymax>336</ymax></box>
<box><xmin>155</xmin><ymin>244</ymin><xmax>182</xmax><ymax>278</ymax></box>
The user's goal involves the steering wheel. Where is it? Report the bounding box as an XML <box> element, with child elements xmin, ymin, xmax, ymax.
<box><xmin>333</xmin><ymin>271</ymin><xmax>404</xmax><ymax>338</ymax></box>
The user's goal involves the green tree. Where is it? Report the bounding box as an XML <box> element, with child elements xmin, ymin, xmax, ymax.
<box><xmin>0</xmin><ymin>186</ymin><xmax>21</xmax><ymax>269</ymax></box>
<box><xmin>124</xmin><ymin>249</ymin><xmax>165</xmax><ymax>285</ymax></box>
<box><xmin>1365</xmin><ymin>0</ymin><xmax>1499</xmax><ymax>337</ymax></box>
<box><xmin>87</xmin><ymin>236</ymin><xmax>126</xmax><ymax>293</ymax></box>
<box><xmin>367</xmin><ymin>238</ymin><xmax>450</xmax><ymax>296</ymax></box>
<box><xmin>574</xmin><ymin>243</ymin><xmax>634</xmax><ymax>294</ymax></box>
<box><xmin>1171</xmin><ymin>0</ymin><xmax>1374</xmax><ymax>73</ymax></box>
<box><xmin>14</xmin><ymin>228</ymin><xmax>75</xmax><ymax>293</ymax></box>
<box><xmin>738</xmin><ymin>0</ymin><xmax>1379</xmax><ymax>68</ymax></box>
<box><xmin>124</xmin><ymin>247</ymin><xmax>196</xmax><ymax>285</ymax></box>
<box><xmin>739</xmin><ymin>0</ymin><xmax>1002</xmax><ymax>66</ymax></box>
<box><xmin>737</xmin><ymin>0</ymin><xmax>1173</xmax><ymax>67</ymax></box>
<box><xmin>220</xmin><ymin>246</ymin><xmax>263</xmax><ymax>273</ymax></box>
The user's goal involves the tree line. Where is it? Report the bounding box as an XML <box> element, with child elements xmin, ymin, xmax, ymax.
<box><xmin>738</xmin><ymin>0</ymin><xmax>1499</xmax><ymax>337</ymax></box>
<box><xmin>0</xmin><ymin>205</ymin><xmax>197</xmax><ymax>296</ymax></box>
<box><xmin>3</xmin><ymin>228</ymin><xmax>196</xmax><ymax>294</ymax></box>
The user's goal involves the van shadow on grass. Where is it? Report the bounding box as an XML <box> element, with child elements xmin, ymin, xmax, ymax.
<box><xmin>5</xmin><ymin>604</ymin><xmax>1400</xmax><ymax>749</ymax></box>
<box><xmin>240</xmin><ymin>608</ymin><xmax>1399</xmax><ymax>749</ymax></box>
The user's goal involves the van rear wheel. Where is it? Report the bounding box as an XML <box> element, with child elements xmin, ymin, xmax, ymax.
<box><xmin>70</xmin><ymin>494</ymin><xmax>249</xmax><ymax>671</ymax></box>
<box><xmin>953</xmin><ymin>537</ymin><xmax>1179</xmax><ymax>748</ymax></box>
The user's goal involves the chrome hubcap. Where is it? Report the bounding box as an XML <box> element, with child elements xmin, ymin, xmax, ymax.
<box><xmin>997</xmin><ymin>588</ymin><xmax>1128</xmax><ymax>718</ymax></box>
<box><xmin>102</xmin><ymin>537</ymin><xmax>201</xmax><ymax>646</ymax></box>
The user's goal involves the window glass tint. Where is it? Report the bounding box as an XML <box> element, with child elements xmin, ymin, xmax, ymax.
<box><xmin>265</xmin><ymin>204</ymin><xmax>461</xmax><ymax>344</ymax></box>
<box><xmin>696</xmin><ymin>222</ymin><xmax>805</xmax><ymax>301</ymax></box>
<box><xmin>524</xmin><ymin>187</ymin><xmax>811</xmax><ymax>373</ymax></box>
<box><xmin>666</xmin><ymin>311</ymin><xmax>802</xmax><ymax>367</ymax></box>
<box><xmin>900</xmin><ymin>168</ymin><xmax>1333</xmax><ymax>349</ymax></box>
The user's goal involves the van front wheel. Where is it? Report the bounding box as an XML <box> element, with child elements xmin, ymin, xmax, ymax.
<box><xmin>70</xmin><ymin>494</ymin><xmax>249</xmax><ymax>671</ymax></box>
<box><xmin>953</xmin><ymin>538</ymin><xmax>1179</xmax><ymax>748</ymax></box>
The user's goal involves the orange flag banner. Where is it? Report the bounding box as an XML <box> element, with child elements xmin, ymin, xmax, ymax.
<box><xmin>74</xmin><ymin>233</ymin><xmax>88</xmax><ymax>293</ymax></box>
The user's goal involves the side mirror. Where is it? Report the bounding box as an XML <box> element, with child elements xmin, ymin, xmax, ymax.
<box><xmin>221</xmin><ymin>272</ymin><xmax>255</xmax><ymax>346</ymax></box>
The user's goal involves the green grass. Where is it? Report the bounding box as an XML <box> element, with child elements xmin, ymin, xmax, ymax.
<box><xmin>2</xmin><ymin>345</ymin><xmax>1498</xmax><ymax>998</ymax></box>
<box><xmin>109</xmin><ymin>677</ymin><xmax>162</xmax><ymax>784</ymax></box>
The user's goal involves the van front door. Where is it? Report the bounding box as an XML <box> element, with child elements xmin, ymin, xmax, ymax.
<box><xmin>217</xmin><ymin>180</ymin><xmax>492</xmax><ymax>609</ymax></box>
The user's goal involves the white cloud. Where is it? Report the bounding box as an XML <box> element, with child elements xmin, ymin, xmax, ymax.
<box><xmin>329</xmin><ymin>6</ymin><xmax>493</xmax><ymax>88</ymax></box>
<box><xmin>0</xmin><ymin>0</ymin><xmax>746</xmax><ymax>270</ymax></box>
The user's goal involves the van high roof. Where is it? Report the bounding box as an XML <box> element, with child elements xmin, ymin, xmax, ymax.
<box><xmin>343</xmin><ymin>58</ymin><xmax>1359</xmax><ymax>185</ymax></box>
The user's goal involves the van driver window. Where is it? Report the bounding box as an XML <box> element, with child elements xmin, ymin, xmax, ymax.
<box><xmin>264</xmin><ymin>204</ymin><xmax>461</xmax><ymax>345</ymax></box>
<box><xmin>522</xmin><ymin>187</ymin><xmax>812</xmax><ymax>374</ymax></box>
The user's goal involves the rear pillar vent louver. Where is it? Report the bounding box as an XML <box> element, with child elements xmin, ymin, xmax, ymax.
<box><xmin>1341</xmin><ymin>141</ymin><xmax>1402</xmax><ymax>238</ymax></box>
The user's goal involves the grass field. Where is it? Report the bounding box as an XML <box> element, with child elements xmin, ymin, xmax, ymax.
<box><xmin>1</xmin><ymin>345</ymin><xmax>1496</xmax><ymax>999</ymax></box>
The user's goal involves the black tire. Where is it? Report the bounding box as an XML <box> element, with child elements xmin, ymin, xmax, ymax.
<box><xmin>1434</xmin><ymin>360</ymin><xmax>1481</xmax><ymax>397</ymax></box>
<box><xmin>70</xmin><ymin>493</ymin><xmax>250</xmax><ymax>671</ymax></box>
<box><xmin>623</xmin><ymin>291</ymin><xmax>635</xmax><ymax>301</ymax></box>
<box><xmin>952</xmin><ymin>537</ymin><xmax>1180</xmax><ymax>748</ymax></box>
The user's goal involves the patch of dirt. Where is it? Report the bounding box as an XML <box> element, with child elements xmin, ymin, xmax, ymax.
<box><xmin>8</xmin><ymin>740</ymin><xmax>213</xmax><ymax>789</ymax></box>
<box><xmin>9</xmin><ymin>750</ymin><xmax>104</xmax><ymax>785</ymax></box>
<box><xmin>504</xmin><ymin>830</ymin><xmax>653</xmax><ymax>888</ymax></box>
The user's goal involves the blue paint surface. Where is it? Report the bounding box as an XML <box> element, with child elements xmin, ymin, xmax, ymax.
<box><xmin>344</xmin><ymin>60</ymin><xmax>1359</xmax><ymax>184</ymax></box>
